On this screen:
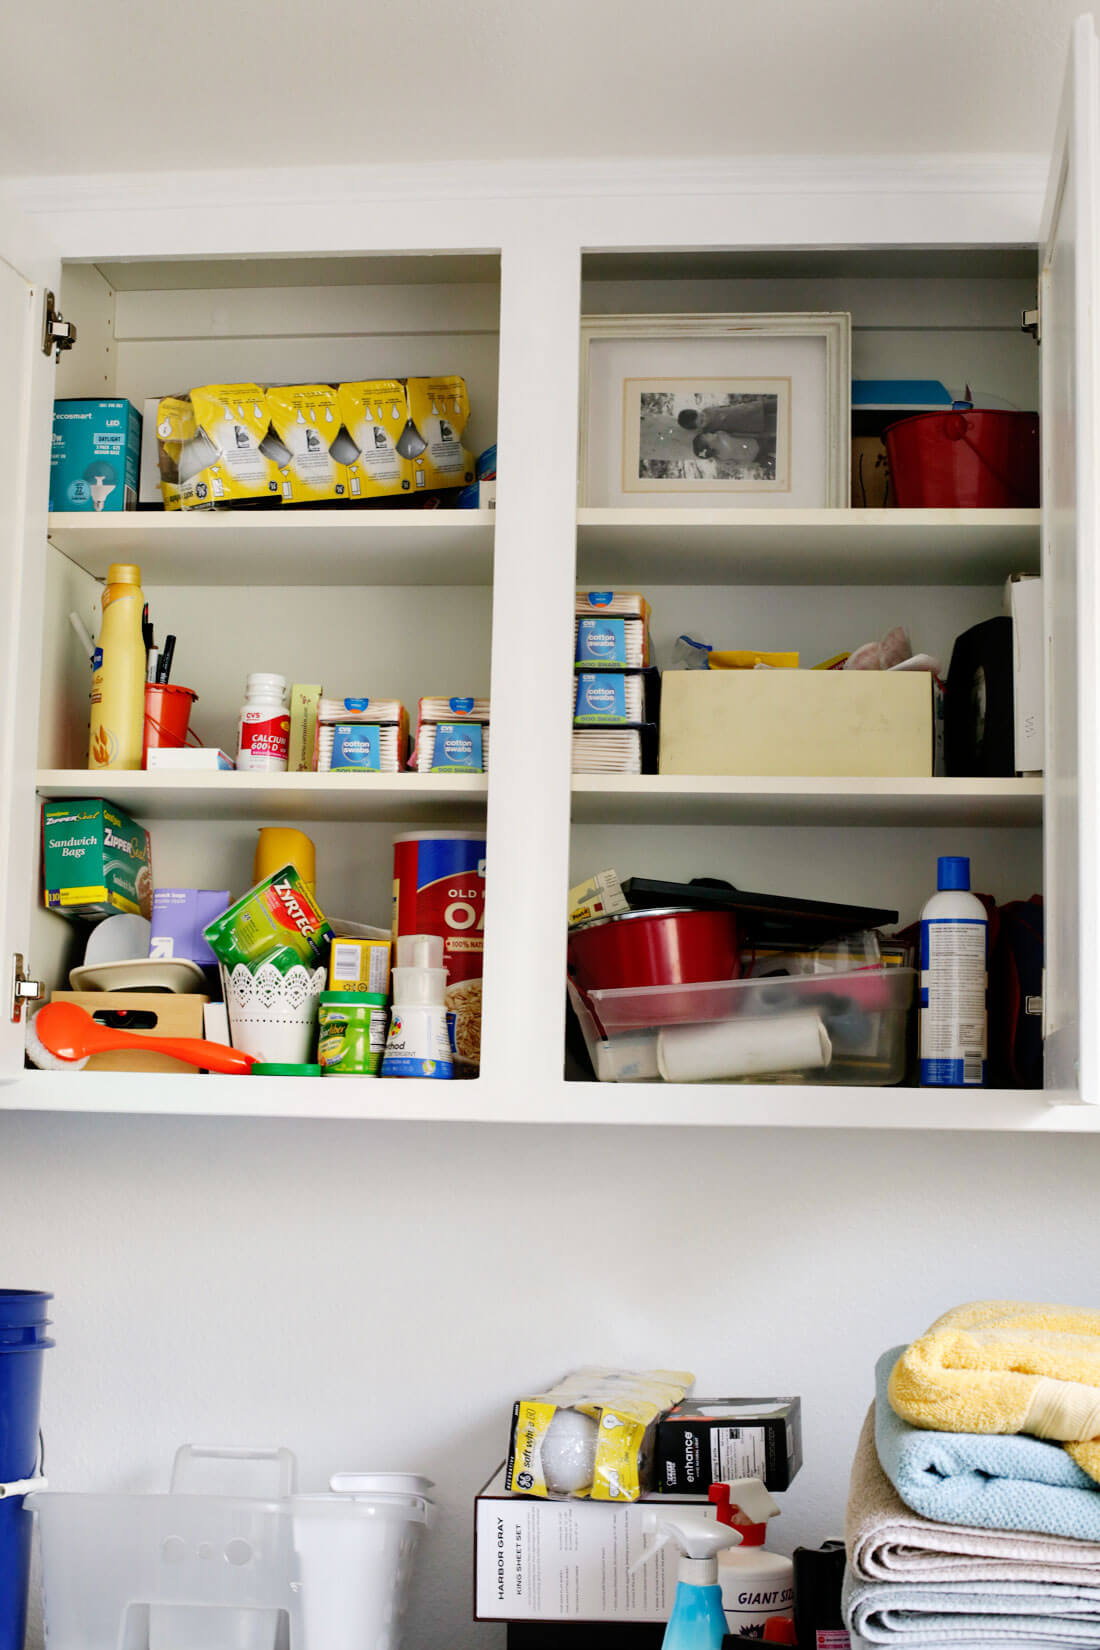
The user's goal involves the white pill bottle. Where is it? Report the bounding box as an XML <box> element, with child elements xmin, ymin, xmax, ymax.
<box><xmin>236</xmin><ymin>672</ymin><xmax>290</xmax><ymax>772</ymax></box>
<box><xmin>919</xmin><ymin>854</ymin><xmax>988</xmax><ymax>1087</ymax></box>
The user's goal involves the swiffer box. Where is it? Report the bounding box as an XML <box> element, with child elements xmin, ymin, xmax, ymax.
<box><xmin>42</xmin><ymin>800</ymin><xmax>152</xmax><ymax>919</ymax></box>
<box><xmin>475</xmin><ymin>1467</ymin><xmax>716</xmax><ymax>1622</ymax></box>
<box><xmin>659</xmin><ymin>670</ymin><xmax>932</xmax><ymax>777</ymax></box>
<box><xmin>655</xmin><ymin>1397</ymin><xmax>802</xmax><ymax>1494</ymax></box>
<box><xmin>50</xmin><ymin>399</ymin><xmax>141</xmax><ymax>512</ymax></box>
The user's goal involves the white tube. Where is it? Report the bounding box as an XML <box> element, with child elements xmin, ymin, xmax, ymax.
<box><xmin>657</xmin><ymin>1011</ymin><xmax>832</xmax><ymax>1083</ymax></box>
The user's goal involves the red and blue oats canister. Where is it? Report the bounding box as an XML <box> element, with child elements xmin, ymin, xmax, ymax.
<box><xmin>392</xmin><ymin>831</ymin><xmax>485</xmax><ymax>1074</ymax></box>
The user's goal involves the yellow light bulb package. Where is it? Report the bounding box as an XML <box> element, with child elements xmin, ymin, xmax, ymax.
<box><xmin>505</xmin><ymin>1366</ymin><xmax>694</xmax><ymax>1501</ymax></box>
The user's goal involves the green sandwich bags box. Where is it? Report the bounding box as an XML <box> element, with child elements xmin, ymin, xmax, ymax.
<box><xmin>42</xmin><ymin>799</ymin><xmax>152</xmax><ymax>918</ymax></box>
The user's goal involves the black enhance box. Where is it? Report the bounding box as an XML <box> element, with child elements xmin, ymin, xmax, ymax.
<box><xmin>655</xmin><ymin>1397</ymin><xmax>801</xmax><ymax>1494</ymax></box>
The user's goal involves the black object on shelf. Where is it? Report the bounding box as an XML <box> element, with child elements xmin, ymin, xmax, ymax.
<box><xmin>507</xmin><ymin>1628</ymin><xmax>665</xmax><ymax>1650</ymax></box>
<box><xmin>944</xmin><ymin>616</ymin><xmax>1015</xmax><ymax>777</ymax></box>
<box><xmin>620</xmin><ymin>877</ymin><xmax>898</xmax><ymax>940</ymax></box>
<box><xmin>793</xmin><ymin>1539</ymin><xmax>849</xmax><ymax>1650</ymax></box>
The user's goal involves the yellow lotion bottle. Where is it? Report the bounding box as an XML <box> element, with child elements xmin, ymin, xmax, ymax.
<box><xmin>88</xmin><ymin>562</ymin><xmax>146</xmax><ymax>770</ymax></box>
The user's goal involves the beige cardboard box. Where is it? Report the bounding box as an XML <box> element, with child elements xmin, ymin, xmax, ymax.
<box><xmin>49</xmin><ymin>991</ymin><xmax>209</xmax><ymax>1073</ymax></box>
<box><xmin>659</xmin><ymin>669</ymin><xmax>932</xmax><ymax>777</ymax></box>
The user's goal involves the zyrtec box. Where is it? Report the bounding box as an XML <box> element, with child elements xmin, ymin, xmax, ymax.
<box><xmin>42</xmin><ymin>799</ymin><xmax>152</xmax><ymax>919</ymax></box>
<box><xmin>50</xmin><ymin>399</ymin><xmax>141</xmax><ymax>512</ymax></box>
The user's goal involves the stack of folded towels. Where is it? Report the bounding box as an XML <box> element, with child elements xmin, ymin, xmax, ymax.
<box><xmin>844</xmin><ymin>1301</ymin><xmax>1100</xmax><ymax>1650</ymax></box>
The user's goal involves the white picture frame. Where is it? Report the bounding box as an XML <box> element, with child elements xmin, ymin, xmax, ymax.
<box><xmin>579</xmin><ymin>313</ymin><xmax>851</xmax><ymax>508</ymax></box>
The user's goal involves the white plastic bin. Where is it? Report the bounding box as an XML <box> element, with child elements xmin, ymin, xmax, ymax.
<box><xmin>29</xmin><ymin>1456</ymin><xmax>433</xmax><ymax>1650</ymax></box>
<box><xmin>569</xmin><ymin>967</ymin><xmax>915</xmax><ymax>1085</ymax></box>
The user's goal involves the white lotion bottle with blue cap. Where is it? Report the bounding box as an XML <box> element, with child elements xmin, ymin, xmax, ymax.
<box><xmin>633</xmin><ymin>1513</ymin><xmax>742</xmax><ymax>1650</ymax></box>
<box><xmin>919</xmin><ymin>855</ymin><xmax>988</xmax><ymax>1086</ymax></box>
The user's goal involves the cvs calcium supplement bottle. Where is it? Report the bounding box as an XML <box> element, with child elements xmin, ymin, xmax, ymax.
<box><xmin>919</xmin><ymin>854</ymin><xmax>988</xmax><ymax>1087</ymax></box>
<box><xmin>88</xmin><ymin>562</ymin><xmax>146</xmax><ymax>770</ymax></box>
<box><xmin>710</xmin><ymin>1479</ymin><xmax>795</xmax><ymax>1639</ymax></box>
<box><xmin>237</xmin><ymin>673</ymin><xmax>290</xmax><ymax>771</ymax></box>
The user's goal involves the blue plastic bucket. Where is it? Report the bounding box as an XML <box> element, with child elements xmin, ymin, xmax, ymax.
<box><xmin>0</xmin><ymin>1291</ymin><xmax>53</xmax><ymax>1650</ymax></box>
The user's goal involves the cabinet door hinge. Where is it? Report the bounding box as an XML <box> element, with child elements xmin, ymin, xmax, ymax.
<box><xmin>41</xmin><ymin>290</ymin><xmax>77</xmax><ymax>362</ymax></box>
<box><xmin>1021</xmin><ymin>300</ymin><xmax>1041</xmax><ymax>345</ymax></box>
<box><xmin>1038</xmin><ymin>967</ymin><xmax>1047</xmax><ymax>1039</ymax></box>
<box><xmin>11</xmin><ymin>955</ymin><xmax>42</xmax><ymax>1024</ymax></box>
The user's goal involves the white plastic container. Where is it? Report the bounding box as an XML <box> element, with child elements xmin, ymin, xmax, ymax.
<box><xmin>381</xmin><ymin>934</ymin><xmax>453</xmax><ymax>1079</ymax></box>
<box><xmin>29</xmin><ymin>1449</ymin><xmax>433</xmax><ymax>1650</ymax></box>
<box><xmin>919</xmin><ymin>854</ymin><xmax>988</xmax><ymax>1087</ymax></box>
<box><xmin>569</xmin><ymin>968</ymin><xmax>914</xmax><ymax>1086</ymax></box>
<box><xmin>236</xmin><ymin>673</ymin><xmax>290</xmax><ymax>772</ymax></box>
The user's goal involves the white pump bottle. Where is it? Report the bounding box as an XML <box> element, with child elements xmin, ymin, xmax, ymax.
<box><xmin>709</xmin><ymin>1477</ymin><xmax>795</xmax><ymax>1637</ymax></box>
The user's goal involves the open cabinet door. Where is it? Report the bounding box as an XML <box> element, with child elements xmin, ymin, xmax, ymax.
<box><xmin>0</xmin><ymin>205</ymin><xmax>61</xmax><ymax>1079</ymax></box>
<box><xmin>1042</xmin><ymin>15</ymin><xmax>1100</xmax><ymax>1102</ymax></box>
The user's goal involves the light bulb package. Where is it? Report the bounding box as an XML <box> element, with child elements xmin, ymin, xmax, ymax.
<box><xmin>505</xmin><ymin>1366</ymin><xmax>694</xmax><ymax>1501</ymax></box>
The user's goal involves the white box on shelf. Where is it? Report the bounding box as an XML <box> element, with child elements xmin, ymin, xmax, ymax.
<box><xmin>145</xmin><ymin>748</ymin><xmax>236</xmax><ymax>771</ymax></box>
<box><xmin>1004</xmin><ymin>574</ymin><xmax>1044</xmax><ymax>774</ymax></box>
<box><xmin>474</xmin><ymin>1466</ymin><xmax>713</xmax><ymax>1622</ymax></box>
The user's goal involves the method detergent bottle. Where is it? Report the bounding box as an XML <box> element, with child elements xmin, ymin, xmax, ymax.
<box><xmin>634</xmin><ymin>1514</ymin><xmax>743</xmax><ymax>1650</ymax></box>
<box><xmin>709</xmin><ymin>1478</ymin><xmax>795</xmax><ymax>1638</ymax></box>
<box><xmin>88</xmin><ymin>562</ymin><xmax>146</xmax><ymax>770</ymax></box>
<box><xmin>919</xmin><ymin>855</ymin><xmax>988</xmax><ymax>1087</ymax></box>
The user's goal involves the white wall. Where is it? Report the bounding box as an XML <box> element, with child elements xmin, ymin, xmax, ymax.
<box><xmin>5</xmin><ymin>1114</ymin><xmax>1100</xmax><ymax>1649</ymax></box>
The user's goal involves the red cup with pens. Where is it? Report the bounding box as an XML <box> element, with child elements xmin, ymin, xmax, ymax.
<box><xmin>141</xmin><ymin>611</ymin><xmax>199</xmax><ymax>765</ymax></box>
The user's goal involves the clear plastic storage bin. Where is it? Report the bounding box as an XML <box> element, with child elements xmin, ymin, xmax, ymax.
<box><xmin>568</xmin><ymin>966</ymin><xmax>914</xmax><ymax>1085</ymax></box>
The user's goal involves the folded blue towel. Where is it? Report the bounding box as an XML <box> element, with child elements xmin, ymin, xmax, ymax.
<box><xmin>875</xmin><ymin>1347</ymin><xmax>1100</xmax><ymax>1541</ymax></box>
<box><xmin>844</xmin><ymin>1561</ymin><xmax>1100</xmax><ymax>1646</ymax></box>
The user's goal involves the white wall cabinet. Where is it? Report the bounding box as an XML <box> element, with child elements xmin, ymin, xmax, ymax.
<box><xmin>0</xmin><ymin>25</ymin><xmax>1097</xmax><ymax>1130</ymax></box>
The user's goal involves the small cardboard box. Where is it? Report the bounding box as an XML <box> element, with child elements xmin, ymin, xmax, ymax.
<box><xmin>474</xmin><ymin>1466</ymin><xmax>714</xmax><ymax>1622</ymax></box>
<box><xmin>655</xmin><ymin>1397</ymin><xmax>802</xmax><ymax>1494</ymax></box>
<box><xmin>50</xmin><ymin>399</ymin><xmax>141</xmax><ymax>512</ymax></box>
<box><xmin>48</xmin><ymin>992</ymin><xmax>208</xmax><ymax>1073</ymax></box>
<box><xmin>659</xmin><ymin>670</ymin><xmax>932</xmax><ymax>778</ymax></box>
<box><xmin>42</xmin><ymin>799</ymin><xmax>152</xmax><ymax>919</ymax></box>
<box><xmin>150</xmin><ymin>889</ymin><xmax>229</xmax><ymax>970</ymax></box>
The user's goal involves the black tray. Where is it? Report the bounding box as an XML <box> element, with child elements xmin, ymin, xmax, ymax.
<box><xmin>620</xmin><ymin>876</ymin><xmax>898</xmax><ymax>938</ymax></box>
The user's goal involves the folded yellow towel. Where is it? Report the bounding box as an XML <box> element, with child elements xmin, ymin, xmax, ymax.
<box><xmin>889</xmin><ymin>1301</ymin><xmax>1100</xmax><ymax>1485</ymax></box>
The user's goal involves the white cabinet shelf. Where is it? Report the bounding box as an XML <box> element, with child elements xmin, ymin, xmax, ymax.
<box><xmin>570</xmin><ymin>776</ymin><xmax>1043</xmax><ymax>827</ymax></box>
<box><xmin>47</xmin><ymin>511</ymin><xmax>495</xmax><ymax>587</ymax></box>
<box><xmin>3</xmin><ymin>1069</ymin><xmax>1094</xmax><ymax>1128</ymax></box>
<box><xmin>575</xmin><ymin>508</ymin><xmax>1040</xmax><ymax>585</ymax></box>
<box><xmin>36</xmin><ymin>770</ymin><xmax>488</xmax><ymax>824</ymax></box>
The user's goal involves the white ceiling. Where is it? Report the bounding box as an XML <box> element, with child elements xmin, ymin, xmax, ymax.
<box><xmin>0</xmin><ymin>0</ymin><xmax>1094</xmax><ymax>177</ymax></box>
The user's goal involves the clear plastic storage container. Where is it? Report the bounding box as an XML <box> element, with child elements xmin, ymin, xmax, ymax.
<box><xmin>568</xmin><ymin>967</ymin><xmax>914</xmax><ymax>1086</ymax></box>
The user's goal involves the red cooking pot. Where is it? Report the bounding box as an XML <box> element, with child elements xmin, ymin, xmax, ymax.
<box><xmin>567</xmin><ymin>906</ymin><xmax>741</xmax><ymax>1036</ymax></box>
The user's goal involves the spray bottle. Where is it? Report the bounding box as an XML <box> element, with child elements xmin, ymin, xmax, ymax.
<box><xmin>633</xmin><ymin>1513</ymin><xmax>743</xmax><ymax>1650</ymax></box>
<box><xmin>709</xmin><ymin>1478</ymin><xmax>795</xmax><ymax>1637</ymax></box>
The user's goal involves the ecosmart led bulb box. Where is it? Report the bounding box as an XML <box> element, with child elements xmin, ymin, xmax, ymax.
<box><xmin>50</xmin><ymin>399</ymin><xmax>142</xmax><ymax>512</ymax></box>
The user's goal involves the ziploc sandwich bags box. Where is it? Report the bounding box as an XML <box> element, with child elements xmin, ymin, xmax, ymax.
<box><xmin>42</xmin><ymin>799</ymin><xmax>152</xmax><ymax>919</ymax></box>
<box><xmin>404</xmin><ymin>376</ymin><xmax>475</xmax><ymax>492</ymax></box>
<box><xmin>265</xmin><ymin>384</ymin><xmax>349</xmax><ymax>504</ymax></box>
<box><xmin>172</xmin><ymin>385</ymin><xmax>281</xmax><ymax>509</ymax></box>
<box><xmin>203</xmin><ymin>865</ymin><xmax>332</xmax><ymax>977</ymax></box>
<box><xmin>338</xmin><ymin>380</ymin><xmax>414</xmax><ymax>499</ymax></box>
<box><xmin>50</xmin><ymin>400</ymin><xmax>142</xmax><ymax>513</ymax></box>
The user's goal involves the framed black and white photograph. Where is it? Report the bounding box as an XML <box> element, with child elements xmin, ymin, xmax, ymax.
<box><xmin>627</xmin><ymin>378</ymin><xmax>790</xmax><ymax>491</ymax></box>
<box><xmin>580</xmin><ymin>314</ymin><xmax>850</xmax><ymax>508</ymax></box>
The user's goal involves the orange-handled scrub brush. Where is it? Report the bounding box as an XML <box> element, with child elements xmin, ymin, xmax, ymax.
<box><xmin>26</xmin><ymin>1001</ymin><xmax>255</xmax><ymax>1074</ymax></box>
